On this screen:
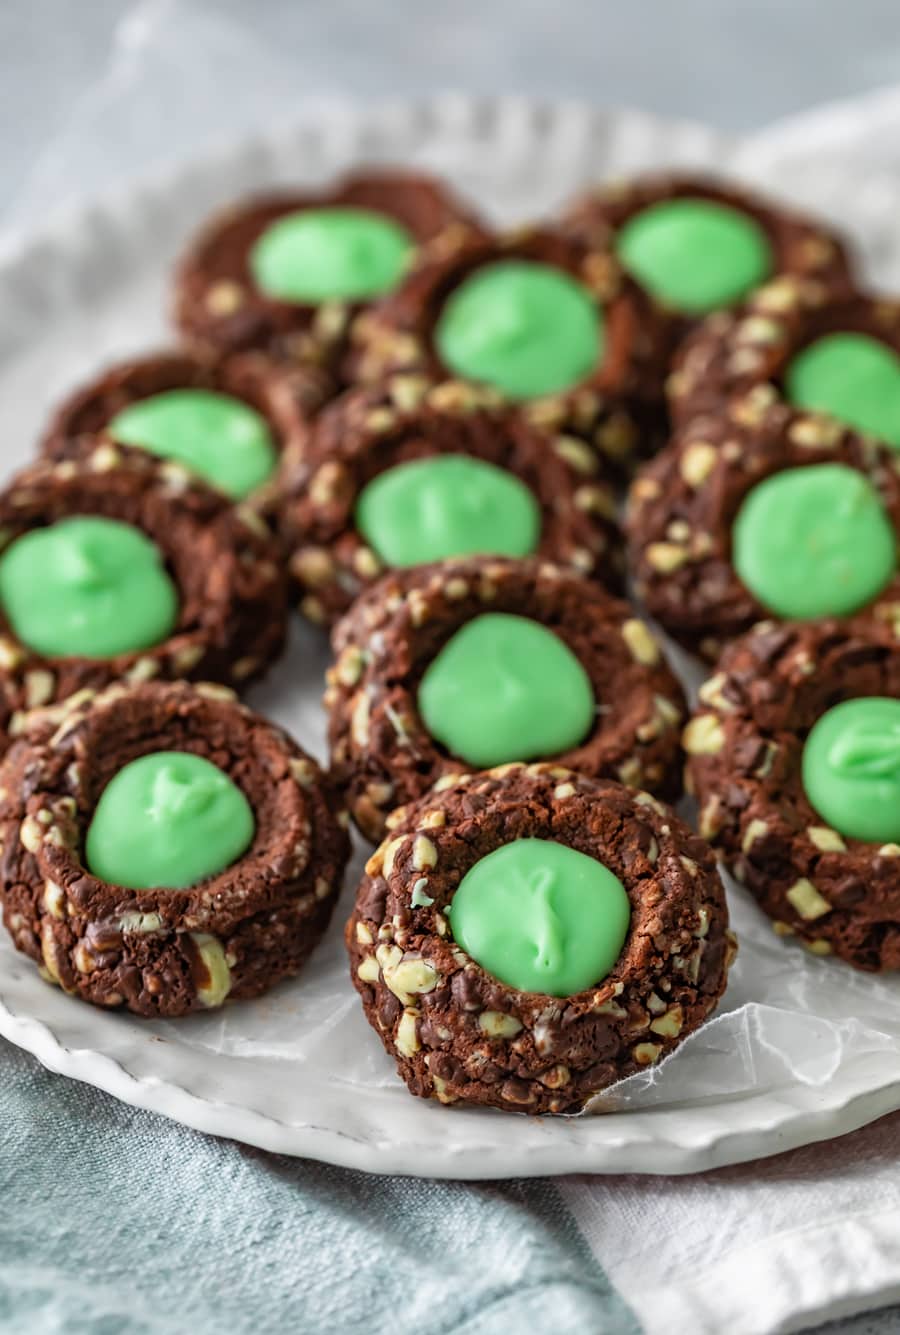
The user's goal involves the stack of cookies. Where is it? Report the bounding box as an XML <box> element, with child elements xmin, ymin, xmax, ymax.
<box><xmin>1</xmin><ymin>162</ymin><xmax>894</xmax><ymax>1116</ymax></box>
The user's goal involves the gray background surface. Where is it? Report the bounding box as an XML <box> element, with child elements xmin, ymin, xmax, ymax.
<box><xmin>2</xmin><ymin>0</ymin><xmax>900</xmax><ymax>219</ymax></box>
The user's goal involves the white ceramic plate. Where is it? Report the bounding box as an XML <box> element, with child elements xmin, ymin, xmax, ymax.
<box><xmin>2</xmin><ymin>96</ymin><xmax>900</xmax><ymax>1179</ymax></box>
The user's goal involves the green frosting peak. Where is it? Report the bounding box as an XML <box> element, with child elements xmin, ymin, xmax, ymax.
<box><xmin>250</xmin><ymin>207</ymin><xmax>413</xmax><ymax>302</ymax></box>
<box><xmin>354</xmin><ymin>455</ymin><xmax>541</xmax><ymax>567</ymax></box>
<box><xmin>434</xmin><ymin>260</ymin><xmax>603</xmax><ymax>399</ymax></box>
<box><xmin>802</xmin><ymin>697</ymin><xmax>900</xmax><ymax>844</ymax></box>
<box><xmin>785</xmin><ymin>333</ymin><xmax>900</xmax><ymax>451</ymax></box>
<box><xmin>617</xmin><ymin>197</ymin><xmax>773</xmax><ymax>313</ymax></box>
<box><xmin>449</xmin><ymin>839</ymin><xmax>631</xmax><ymax>996</ymax></box>
<box><xmin>829</xmin><ymin>724</ymin><xmax>900</xmax><ymax>778</ymax></box>
<box><xmin>109</xmin><ymin>389</ymin><xmax>277</xmax><ymax>499</ymax></box>
<box><xmin>417</xmin><ymin>613</ymin><xmax>595</xmax><ymax>768</ymax></box>
<box><xmin>732</xmin><ymin>463</ymin><xmax>896</xmax><ymax>619</ymax></box>
<box><xmin>86</xmin><ymin>751</ymin><xmax>255</xmax><ymax>890</ymax></box>
<box><xmin>0</xmin><ymin>517</ymin><xmax>179</xmax><ymax>660</ymax></box>
<box><xmin>148</xmin><ymin>763</ymin><xmax>221</xmax><ymax>820</ymax></box>
<box><xmin>59</xmin><ymin>540</ymin><xmax>105</xmax><ymax>589</ymax></box>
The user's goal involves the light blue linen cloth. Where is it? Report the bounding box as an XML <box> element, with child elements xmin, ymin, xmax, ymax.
<box><xmin>0</xmin><ymin>1038</ymin><xmax>638</xmax><ymax>1335</ymax></box>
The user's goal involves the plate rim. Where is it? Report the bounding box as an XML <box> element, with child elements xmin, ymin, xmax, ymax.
<box><xmin>3</xmin><ymin>979</ymin><xmax>900</xmax><ymax>1178</ymax></box>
